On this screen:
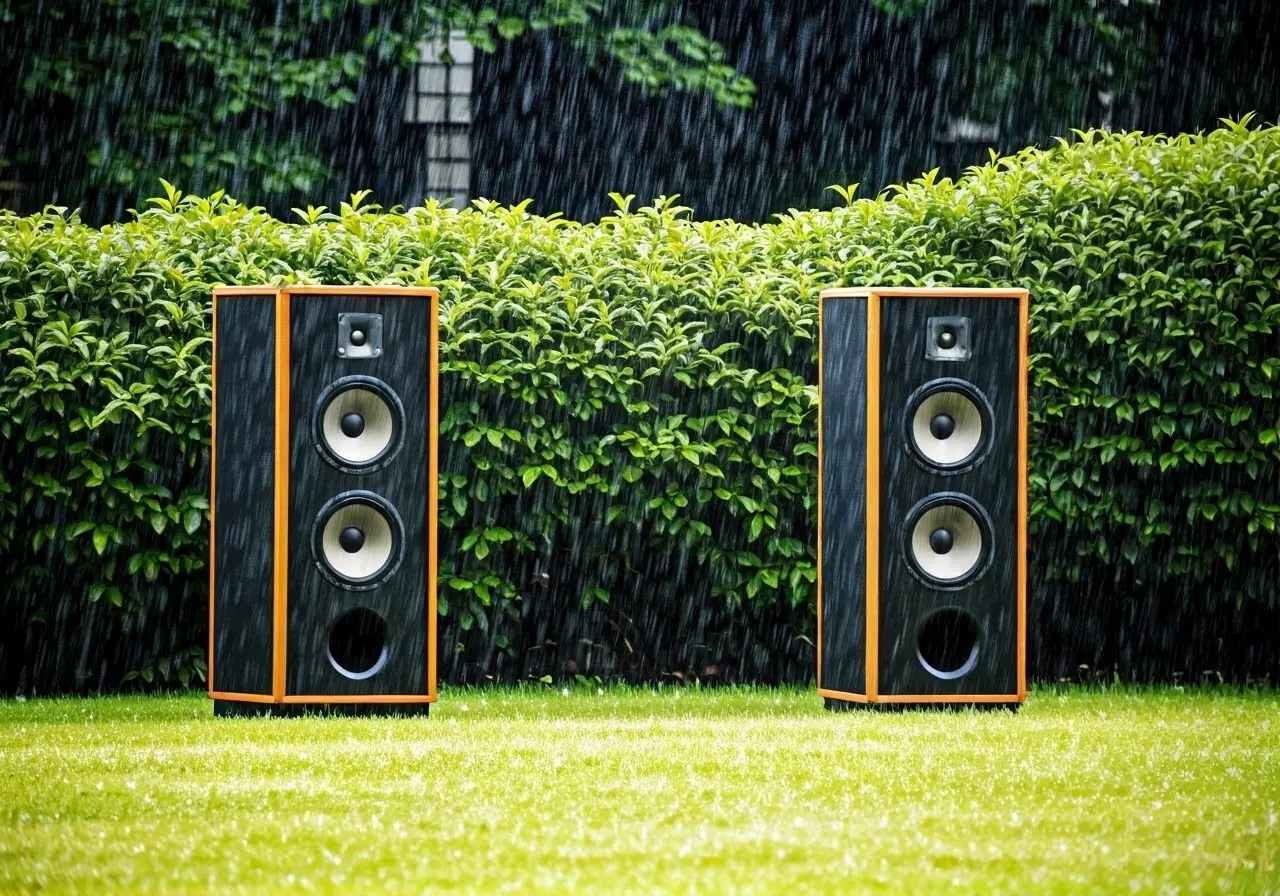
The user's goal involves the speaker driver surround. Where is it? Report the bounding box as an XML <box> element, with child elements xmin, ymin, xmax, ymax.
<box><xmin>314</xmin><ymin>375</ymin><xmax>405</xmax><ymax>472</ymax></box>
<box><xmin>903</xmin><ymin>492</ymin><xmax>994</xmax><ymax>589</ymax></box>
<box><xmin>904</xmin><ymin>378</ymin><xmax>993</xmax><ymax>473</ymax></box>
<box><xmin>313</xmin><ymin>490</ymin><xmax>405</xmax><ymax>590</ymax></box>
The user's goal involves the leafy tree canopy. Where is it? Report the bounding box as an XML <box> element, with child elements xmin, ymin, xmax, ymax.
<box><xmin>0</xmin><ymin>1</ymin><xmax>755</xmax><ymax>217</ymax></box>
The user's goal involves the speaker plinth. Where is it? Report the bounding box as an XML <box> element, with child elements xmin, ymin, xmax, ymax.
<box><xmin>904</xmin><ymin>493</ymin><xmax>993</xmax><ymax>589</ymax></box>
<box><xmin>314</xmin><ymin>375</ymin><xmax>405</xmax><ymax>473</ymax></box>
<box><xmin>313</xmin><ymin>490</ymin><xmax>405</xmax><ymax>590</ymax></box>
<box><xmin>904</xmin><ymin>378</ymin><xmax>993</xmax><ymax>473</ymax></box>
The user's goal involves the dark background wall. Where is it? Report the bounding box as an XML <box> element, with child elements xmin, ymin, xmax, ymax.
<box><xmin>466</xmin><ymin>0</ymin><xmax>1279</xmax><ymax>222</ymax></box>
<box><xmin>3</xmin><ymin>1</ymin><xmax>1276</xmax><ymax>223</ymax></box>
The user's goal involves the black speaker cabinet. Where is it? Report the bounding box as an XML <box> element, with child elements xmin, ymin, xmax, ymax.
<box><xmin>209</xmin><ymin>286</ymin><xmax>438</xmax><ymax>716</ymax></box>
<box><xmin>817</xmin><ymin>287</ymin><xmax>1028</xmax><ymax>707</ymax></box>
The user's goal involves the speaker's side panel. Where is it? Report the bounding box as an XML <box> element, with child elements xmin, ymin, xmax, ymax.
<box><xmin>818</xmin><ymin>296</ymin><xmax>868</xmax><ymax>697</ymax></box>
<box><xmin>211</xmin><ymin>292</ymin><xmax>277</xmax><ymax>697</ymax></box>
<box><xmin>286</xmin><ymin>293</ymin><xmax>431</xmax><ymax>697</ymax></box>
<box><xmin>878</xmin><ymin>296</ymin><xmax>1020</xmax><ymax>697</ymax></box>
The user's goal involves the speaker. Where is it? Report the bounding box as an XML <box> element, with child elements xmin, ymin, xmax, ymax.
<box><xmin>208</xmin><ymin>286</ymin><xmax>438</xmax><ymax>716</ymax></box>
<box><xmin>817</xmin><ymin>287</ymin><xmax>1028</xmax><ymax>707</ymax></box>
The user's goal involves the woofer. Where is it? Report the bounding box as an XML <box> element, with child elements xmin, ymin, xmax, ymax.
<box><xmin>903</xmin><ymin>492</ymin><xmax>993</xmax><ymax>589</ymax></box>
<box><xmin>916</xmin><ymin>607</ymin><xmax>981</xmax><ymax>680</ymax></box>
<box><xmin>904</xmin><ymin>378</ymin><xmax>992</xmax><ymax>472</ymax></box>
<box><xmin>313</xmin><ymin>490</ymin><xmax>404</xmax><ymax>589</ymax></box>
<box><xmin>314</xmin><ymin>375</ymin><xmax>405</xmax><ymax>472</ymax></box>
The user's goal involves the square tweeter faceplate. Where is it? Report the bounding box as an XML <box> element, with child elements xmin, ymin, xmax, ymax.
<box><xmin>925</xmin><ymin>316</ymin><xmax>971</xmax><ymax>361</ymax></box>
<box><xmin>337</xmin><ymin>313</ymin><xmax>383</xmax><ymax>359</ymax></box>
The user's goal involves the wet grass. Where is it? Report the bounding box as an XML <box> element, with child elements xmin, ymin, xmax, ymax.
<box><xmin>0</xmin><ymin>686</ymin><xmax>1276</xmax><ymax>894</ymax></box>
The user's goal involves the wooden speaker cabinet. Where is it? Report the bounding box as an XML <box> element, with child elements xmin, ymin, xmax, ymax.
<box><xmin>209</xmin><ymin>286</ymin><xmax>438</xmax><ymax>716</ymax></box>
<box><xmin>818</xmin><ymin>287</ymin><xmax>1028</xmax><ymax>708</ymax></box>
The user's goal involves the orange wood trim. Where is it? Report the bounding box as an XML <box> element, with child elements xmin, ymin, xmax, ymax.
<box><xmin>427</xmin><ymin>289</ymin><xmax>440</xmax><ymax>700</ymax></box>
<box><xmin>283</xmin><ymin>694</ymin><xmax>437</xmax><ymax>704</ymax></box>
<box><xmin>212</xmin><ymin>286</ymin><xmax>281</xmax><ymax>296</ymax></box>
<box><xmin>818</xmin><ymin>689</ymin><xmax>1021</xmax><ymax>705</ymax></box>
<box><xmin>272</xmin><ymin>289</ymin><xmax>290</xmax><ymax>702</ymax></box>
<box><xmin>1017</xmin><ymin>289</ymin><xmax>1030</xmax><ymax>701</ymax></box>
<box><xmin>821</xmin><ymin>287</ymin><xmax>1026</xmax><ymax>300</ymax></box>
<box><xmin>208</xmin><ymin>293</ymin><xmax>219</xmax><ymax>696</ymax></box>
<box><xmin>815</xmin><ymin>297</ymin><xmax>825</xmax><ymax>690</ymax></box>
<box><xmin>876</xmin><ymin>693</ymin><xmax>1023</xmax><ymax>704</ymax></box>
<box><xmin>280</xmin><ymin>285</ymin><xmax>438</xmax><ymax>297</ymax></box>
<box><xmin>218</xmin><ymin>286</ymin><xmax>434</xmax><ymax>297</ymax></box>
<box><xmin>865</xmin><ymin>292</ymin><xmax>881</xmax><ymax>701</ymax></box>
<box><xmin>209</xmin><ymin>691</ymin><xmax>278</xmax><ymax>704</ymax></box>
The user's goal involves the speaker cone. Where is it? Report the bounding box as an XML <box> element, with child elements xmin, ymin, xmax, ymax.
<box><xmin>314</xmin><ymin>375</ymin><xmax>405</xmax><ymax>472</ymax></box>
<box><xmin>902</xmin><ymin>492</ymin><xmax>993</xmax><ymax>588</ymax></box>
<box><xmin>313</xmin><ymin>491</ymin><xmax>405</xmax><ymax>590</ymax></box>
<box><xmin>327</xmin><ymin>607</ymin><xmax>389</xmax><ymax>679</ymax></box>
<box><xmin>904</xmin><ymin>378</ymin><xmax>992</xmax><ymax>472</ymax></box>
<box><xmin>916</xmin><ymin>607</ymin><xmax>981</xmax><ymax>680</ymax></box>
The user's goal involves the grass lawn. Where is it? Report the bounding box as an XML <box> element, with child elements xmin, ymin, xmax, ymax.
<box><xmin>0</xmin><ymin>687</ymin><xmax>1277</xmax><ymax>894</ymax></box>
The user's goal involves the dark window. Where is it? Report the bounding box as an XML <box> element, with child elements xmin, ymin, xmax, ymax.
<box><xmin>404</xmin><ymin>34</ymin><xmax>473</xmax><ymax>208</ymax></box>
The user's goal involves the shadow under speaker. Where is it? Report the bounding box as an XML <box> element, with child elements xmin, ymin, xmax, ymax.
<box><xmin>209</xmin><ymin>286</ymin><xmax>439</xmax><ymax>716</ymax></box>
<box><xmin>817</xmin><ymin>287</ymin><xmax>1028</xmax><ymax>707</ymax></box>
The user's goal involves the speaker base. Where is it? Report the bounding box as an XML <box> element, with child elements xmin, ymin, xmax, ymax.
<box><xmin>823</xmin><ymin>698</ymin><xmax>1020</xmax><ymax>713</ymax></box>
<box><xmin>214</xmin><ymin>700</ymin><xmax>431</xmax><ymax>718</ymax></box>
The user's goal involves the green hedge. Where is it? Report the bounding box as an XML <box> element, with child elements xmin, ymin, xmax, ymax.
<box><xmin>2</xmin><ymin>120</ymin><xmax>1278</xmax><ymax>692</ymax></box>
